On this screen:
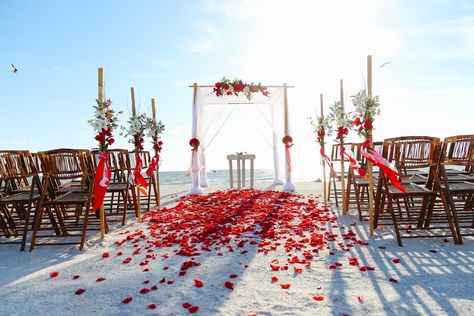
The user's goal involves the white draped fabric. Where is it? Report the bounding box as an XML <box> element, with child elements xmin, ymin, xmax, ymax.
<box><xmin>189</xmin><ymin>85</ymin><xmax>295</xmax><ymax>193</ymax></box>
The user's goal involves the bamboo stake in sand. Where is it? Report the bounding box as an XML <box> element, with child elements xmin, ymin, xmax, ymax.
<box><xmin>131</xmin><ymin>87</ymin><xmax>141</xmax><ymax>223</ymax></box>
<box><xmin>98</xmin><ymin>68</ymin><xmax>106</xmax><ymax>239</ymax></box>
<box><xmin>367</xmin><ymin>55</ymin><xmax>375</xmax><ymax>236</ymax></box>
<box><xmin>151</xmin><ymin>98</ymin><xmax>161</xmax><ymax>210</ymax></box>
<box><xmin>320</xmin><ymin>94</ymin><xmax>327</xmax><ymax>203</ymax></box>
<box><xmin>340</xmin><ymin>79</ymin><xmax>347</xmax><ymax>214</ymax></box>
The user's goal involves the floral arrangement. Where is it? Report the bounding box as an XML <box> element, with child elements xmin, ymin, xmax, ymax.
<box><xmin>146</xmin><ymin>118</ymin><xmax>165</xmax><ymax>154</ymax></box>
<box><xmin>89</xmin><ymin>99</ymin><xmax>121</xmax><ymax>152</ymax></box>
<box><xmin>328</xmin><ymin>101</ymin><xmax>352</xmax><ymax>142</ymax></box>
<box><xmin>351</xmin><ymin>89</ymin><xmax>380</xmax><ymax>140</ymax></box>
<box><xmin>213</xmin><ymin>77</ymin><xmax>270</xmax><ymax>101</ymax></box>
<box><xmin>309</xmin><ymin>115</ymin><xmax>332</xmax><ymax>148</ymax></box>
<box><xmin>122</xmin><ymin>113</ymin><xmax>147</xmax><ymax>152</ymax></box>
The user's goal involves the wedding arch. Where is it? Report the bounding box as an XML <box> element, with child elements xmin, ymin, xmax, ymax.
<box><xmin>188</xmin><ymin>81</ymin><xmax>295</xmax><ymax>194</ymax></box>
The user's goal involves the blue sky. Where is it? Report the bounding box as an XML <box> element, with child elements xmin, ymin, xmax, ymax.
<box><xmin>1</xmin><ymin>0</ymin><xmax>473</xmax><ymax>178</ymax></box>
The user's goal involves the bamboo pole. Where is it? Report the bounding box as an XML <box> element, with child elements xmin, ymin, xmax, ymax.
<box><xmin>340</xmin><ymin>79</ymin><xmax>347</xmax><ymax>214</ymax></box>
<box><xmin>151</xmin><ymin>98</ymin><xmax>161</xmax><ymax>210</ymax></box>
<box><xmin>98</xmin><ymin>68</ymin><xmax>106</xmax><ymax>239</ymax></box>
<box><xmin>320</xmin><ymin>94</ymin><xmax>327</xmax><ymax>203</ymax></box>
<box><xmin>131</xmin><ymin>87</ymin><xmax>141</xmax><ymax>222</ymax></box>
<box><xmin>367</xmin><ymin>55</ymin><xmax>375</xmax><ymax>236</ymax></box>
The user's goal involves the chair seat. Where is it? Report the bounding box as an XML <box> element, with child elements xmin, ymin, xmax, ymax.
<box><xmin>56</xmin><ymin>186</ymin><xmax>87</xmax><ymax>194</ymax></box>
<box><xmin>107</xmin><ymin>182</ymin><xmax>128</xmax><ymax>192</ymax></box>
<box><xmin>0</xmin><ymin>192</ymin><xmax>41</xmax><ymax>203</ymax></box>
<box><xmin>388</xmin><ymin>183</ymin><xmax>433</xmax><ymax>195</ymax></box>
<box><xmin>51</xmin><ymin>192</ymin><xmax>88</xmax><ymax>204</ymax></box>
<box><xmin>401</xmin><ymin>174</ymin><xmax>427</xmax><ymax>184</ymax></box>
<box><xmin>442</xmin><ymin>181</ymin><xmax>474</xmax><ymax>193</ymax></box>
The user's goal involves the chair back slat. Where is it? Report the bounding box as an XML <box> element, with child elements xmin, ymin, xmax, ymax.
<box><xmin>384</xmin><ymin>136</ymin><xmax>440</xmax><ymax>170</ymax></box>
<box><xmin>441</xmin><ymin>135</ymin><xmax>474</xmax><ymax>167</ymax></box>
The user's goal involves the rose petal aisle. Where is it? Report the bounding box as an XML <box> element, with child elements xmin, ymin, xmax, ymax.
<box><xmin>0</xmin><ymin>187</ymin><xmax>471</xmax><ymax>315</ymax></box>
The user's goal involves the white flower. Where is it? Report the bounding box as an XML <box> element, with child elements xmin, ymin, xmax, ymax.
<box><xmin>243</xmin><ymin>86</ymin><xmax>250</xmax><ymax>94</ymax></box>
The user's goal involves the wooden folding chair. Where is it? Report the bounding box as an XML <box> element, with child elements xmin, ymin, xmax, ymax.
<box><xmin>327</xmin><ymin>143</ymin><xmax>352</xmax><ymax>207</ymax></box>
<box><xmin>0</xmin><ymin>151</ymin><xmax>43</xmax><ymax>250</ymax></box>
<box><xmin>433</xmin><ymin>135</ymin><xmax>474</xmax><ymax>244</ymax></box>
<box><xmin>29</xmin><ymin>150</ymin><xmax>94</xmax><ymax>251</ymax></box>
<box><xmin>374</xmin><ymin>136</ymin><xmax>459</xmax><ymax>246</ymax></box>
<box><xmin>129</xmin><ymin>151</ymin><xmax>158</xmax><ymax>213</ymax></box>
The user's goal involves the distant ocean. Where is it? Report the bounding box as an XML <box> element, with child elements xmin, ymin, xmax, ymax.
<box><xmin>158</xmin><ymin>169</ymin><xmax>274</xmax><ymax>185</ymax></box>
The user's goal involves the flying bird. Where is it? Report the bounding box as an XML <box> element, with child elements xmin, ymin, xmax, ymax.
<box><xmin>10</xmin><ymin>64</ymin><xmax>18</xmax><ymax>73</ymax></box>
<box><xmin>380</xmin><ymin>61</ymin><xmax>391</xmax><ymax>68</ymax></box>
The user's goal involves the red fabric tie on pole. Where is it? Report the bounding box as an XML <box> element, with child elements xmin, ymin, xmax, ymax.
<box><xmin>133</xmin><ymin>153</ymin><xmax>148</xmax><ymax>195</ymax></box>
<box><xmin>93</xmin><ymin>152</ymin><xmax>111</xmax><ymax>211</ymax></box>
<box><xmin>146</xmin><ymin>154</ymin><xmax>159</xmax><ymax>177</ymax></box>
<box><xmin>320</xmin><ymin>148</ymin><xmax>337</xmax><ymax>177</ymax></box>
<box><xmin>361</xmin><ymin>139</ymin><xmax>407</xmax><ymax>193</ymax></box>
<box><xmin>340</xmin><ymin>147</ymin><xmax>367</xmax><ymax>178</ymax></box>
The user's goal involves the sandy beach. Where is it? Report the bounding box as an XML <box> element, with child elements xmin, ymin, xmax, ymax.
<box><xmin>0</xmin><ymin>181</ymin><xmax>472</xmax><ymax>316</ymax></box>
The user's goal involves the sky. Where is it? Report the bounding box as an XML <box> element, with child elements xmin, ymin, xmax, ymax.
<box><xmin>1</xmin><ymin>0</ymin><xmax>473</xmax><ymax>180</ymax></box>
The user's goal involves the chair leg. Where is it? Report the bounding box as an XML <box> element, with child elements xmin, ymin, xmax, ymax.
<box><xmin>388</xmin><ymin>196</ymin><xmax>403</xmax><ymax>246</ymax></box>
<box><xmin>20</xmin><ymin>202</ymin><xmax>35</xmax><ymax>252</ymax></box>
<box><xmin>79</xmin><ymin>204</ymin><xmax>90</xmax><ymax>251</ymax></box>
<box><xmin>121</xmin><ymin>190</ymin><xmax>129</xmax><ymax>226</ymax></box>
<box><xmin>30</xmin><ymin>204</ymin><xmax>46</xmax><ymax>251</ymax></box>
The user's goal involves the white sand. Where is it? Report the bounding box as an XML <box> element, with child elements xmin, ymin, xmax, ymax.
<box><xmin>0</xmin><ymin>181</ymin><xmax>473</xmax><ymax>316</ymax></box>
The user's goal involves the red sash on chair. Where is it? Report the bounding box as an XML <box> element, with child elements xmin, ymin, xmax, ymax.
<box><xmin>93</xmin><ymin>152</ymin><xmax>111</xmax><ymax>211</ymax></box>
<box><xmin>132</xmin><ymin>153</ymin><xmax>148</xmax><ymax>196</ymax></box>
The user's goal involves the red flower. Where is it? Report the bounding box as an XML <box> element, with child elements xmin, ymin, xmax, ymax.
<box><xmin>282</xmin><ymin>135</ymin><xmax>293</xmax><ymax>147</ymax></box>
<box><xmin>75</xmin><ymin>289</ymin><xmax>86</xmax><ymax>295</ymax></box>
<box><xmin>224</xmin><ymin>281</ymin><xmax>234</xmax><ymax>290</ymax></box>
<box><xmin>50</xmin><ymin>272</ymin><xmax>59</xmax><ymax>278</ymax></box>
<box><xmin>363</xmin><ymin>119</ymin><xmax>373</xmax><ymax>131</ymax></box>
<box><xmin>194</xmin><ymin>279</ymin><xmax>204</xmax><ymax>288</ymax></box>
<box><xmin>280</xmin><ymin>283</ymin><xmax>291</xmax><ymax>289</ymax></box>
<box><xmin>215</xmin><ymin>82</ymin><xmax>221</xmax><ymax>89</ymax></box>
<box><xmin>189</xmin><ymin>138</ymin><xmax>200</xmax><ymax>150</ymax></box>
<box><xmin>107</xmin><ymin>138</ymin><xmax>115</xmax><ymax>145</ymax></box>
<box><xmin>354</xmin><ymin>116</ymin><xmax>362</xmax><ymax>126</ymax></box>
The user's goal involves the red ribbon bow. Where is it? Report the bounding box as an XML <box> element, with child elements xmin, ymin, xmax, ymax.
<box><xmin>93</xmin><ymin>152</ymin><xmax>111</xmax><ymax>212</ymax></box>
<box><xmin>133</xmin><ymin>153</ymin><xmax>148</xmax><ymax>195</ymax></box>
<box><xmin>146</xmin><ymin>154</ymin><xmax>159</xmax><ymax>177</ymax></box>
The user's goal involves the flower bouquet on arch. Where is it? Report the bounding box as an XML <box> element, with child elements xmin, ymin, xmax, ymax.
<box><xmin>122</xmin><ymin>113</ymin><xmax>148</xmax><ymax>196</ymax></box>
<box><xmin>88</xmin><ymin>99</ymin><xmax>121</xmax><ymax>211</ymax></box>
<box><xmin>351</xmin><ymin>90</ymin><xmax>405</xmax><ymax>192</ymax></box>
<box><xmin>145</xmin><ymin>117</ymin><xmax>165</xmax><ymax>177</ymax></box>
<box><xmin>212</xmin><ymin>77</ymin><xmax>270</xmax><ymax>101</ymax></box>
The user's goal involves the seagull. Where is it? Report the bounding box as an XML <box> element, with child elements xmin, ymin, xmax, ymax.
<box><xmin>380</xmin><ymin>61</ymin><xmax>391</xmax><ymax>68</ymax></box>
<box><xmin>10</xmin><ymin>64</ymin><xmax>18</xmax><ymax>73</ymax></box>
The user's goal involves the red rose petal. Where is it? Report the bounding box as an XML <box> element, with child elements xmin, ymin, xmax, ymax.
<box><xmin>313</xmin><ymin>295</ymin><xmax>324</xmax><ymax>301</ymax></box>
<box><xmin>122</xmin><ymin>297</ymin><xmax>133</xmax><ymax>304</ymax></box>
<box><xmin>194</xmin><ymin>279</ymin><xmax>204</xmax><ymax>288</ymax></box>
<box><xmin>148</xmin><ymin>303</ymin><xmax>157</xmax><ymax>309</ymax></box>
<box><xmin>183</xmin><ymin>302</ymin><xmax>192</xmax><ymax>308</ymax></box>
<box><xmin>188</xmin><ymin>305</ymin><xmax>199</xmax><ymax>313</ymax></box>
<box><xmin>271</xmin><ymin>276</ymin><xmax>278</xmax><ymax>282</ymax></box>
<box><xmin>392</xmin><ymin>258</ymin><xmax>401</xmax><ymax>264</ymax></box>
<box><xmin>429</xmin><ymin>249</ymin><xmax>438</xmax><ymax>253</ymax></box>
<box><xmin>101</xmin><ymin>252</ymin><xmax>110</xmax><ymax>259</ymax></box>
<box><xmin>280</xmin><ymin>283</ymin><xmax>291</xmax><ymax>289</ymax></box>
<box><xmin>75</xmin><ymin>289</ymin><xmax>86</xmax><ymax>295</ymax></box>
<box><xmin>96</xmin><ymin>277</ymin><xmax>106</xmax><ymax>282</ymax></box>
<box><xmin>50</xmin><ymin>272</ymin><xmax>59</xmax><ymax>278</ymax></box>
<box><xmin>116</xmin><ymin>251</ymin><xmax>123</xmax><ymax>256</ymax></box>
<box><xmin>229</xmin><ymin>274</ymin><xmax>238</xmax><ymax>279</ymax></box>
<box><xmin>159</xmin><ymin>277</ymin><xmax>166</xmax><ymax>283</ymax></box>
<box><xmin>151</xmin><ymin>285</ymin><xmax>158</xmax><ymax>291</ymax></box>
<box><xmin>389</xmin><ymin>277</ymin><xmax>398</xmax><ymax>283</ymax></box>
<box><xmin>167</xmin><ymin>279</ymin><xmax>174</xmax><ymax>285</ymax></box>
<box><xmin>123</xmin><ymin>257</ymin><xmax>132</xmax><ymax>264</ymax></box>
<box><xmin>140</xmin><ymin>288</ymin><xmax>150</xmax><ymax>294</ymax></box>
<box><xmin>72</xmin><ymin>275</ymin><xmax>80</xmax><ymax>279</ymax></box>
<box><xmin>358</xmin><ymin>295</ymin><xmax>364</xmax><ymax>303</ymax></box>
<box><xmin>225</xmin><ymin>281</ymin><xmax>234</xmax><ymax>290</ymax></box>
<box><xmin>143</xmin><ymin>280</ymin><xmax>150</xmax><ymax>284</ymax></box>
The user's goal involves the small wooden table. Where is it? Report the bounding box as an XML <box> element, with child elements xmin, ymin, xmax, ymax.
<box><xmin>227</xmin><ymin>154</ymin><xmax>255</xmax><ymax>189</ymax></box>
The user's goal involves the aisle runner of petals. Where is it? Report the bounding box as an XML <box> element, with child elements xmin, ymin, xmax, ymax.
<box><xmin>49</xmin><ymin>190</ymin><xmax>396</xmax><ymax>314</ymax></box>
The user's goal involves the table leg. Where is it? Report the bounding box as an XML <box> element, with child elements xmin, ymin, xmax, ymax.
<box><xmin>237</xmin><ymin>158</ymin><xmax>241</xmax><ymax>189</ymax></box>
<box><xmin>229</xmin><ymin>160</ymin><xmax>233</xmax><ymax>189</ymax></box>
<box><xmin>242</xmin><ymin>159</ymin><xmax>246</xmax><ymax>188</ymax></box>
<box><xmin>250</xmin><ymin>159</ymin><xmax>254</xmax><ymax>189</ymax></box>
